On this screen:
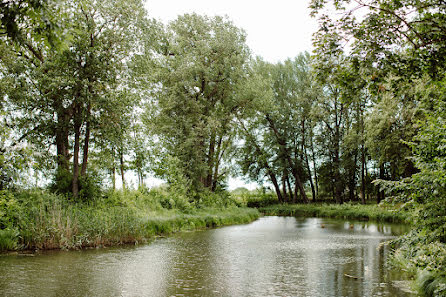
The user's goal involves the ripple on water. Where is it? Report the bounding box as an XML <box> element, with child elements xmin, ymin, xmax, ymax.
<box><xmin>0</xmin><ymin>217</ymin><xmax>413</xmax><ymax>297</ymax></box>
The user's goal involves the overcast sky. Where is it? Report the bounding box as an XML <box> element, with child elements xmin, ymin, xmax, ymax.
<box><xmin>142</xmin><ymin>0</ymin><xmax>319</xmax><ymax>189</ymax></box>
<box><xmin>144</xmin><ymin>0</ymin><xmax>318</xmax><ymax>63</ymax></box>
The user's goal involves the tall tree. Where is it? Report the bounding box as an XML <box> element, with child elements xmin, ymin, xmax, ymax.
<box><xmin>143</xmin><ymin>14</ymin><xmax>250</xmax><ymax>195</ymax></box>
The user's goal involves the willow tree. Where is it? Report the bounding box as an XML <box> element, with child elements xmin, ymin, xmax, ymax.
<box><xmin>144</xmin><ymin>14</ymin><xmax>250</xmax><ymax>194</ymax></box>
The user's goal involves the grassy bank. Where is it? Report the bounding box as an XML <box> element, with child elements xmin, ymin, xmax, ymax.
<box><xmin>0</xmin><ymin>189</ymin><xmax>259</xmax><ymax>251</ymax></box>
<box><xmin>258</xmin><ymin>203</ymin><xmax>410</xmax><ymax>223</ymax></box>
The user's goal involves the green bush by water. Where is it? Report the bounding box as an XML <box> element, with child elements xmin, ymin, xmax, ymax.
<box><xmin>390</xmin><ymin>230</ymin><xmax>446</xmax><ymax>297</ymax></box>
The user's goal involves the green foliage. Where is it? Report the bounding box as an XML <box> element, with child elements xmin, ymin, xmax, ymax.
<box><xmin>417</xmin><ymin>271</ymin><xmax>446</xmax><ymax>297</ymax></box>
<box><xmin>237</xmin><ymin>54</ymin><xmax>317</xmax><ymax>203</ymax></box>
<box><xmin>238</xmin><ymin>192</ymin><xmax>279</xmax><ymax>208</ymax></box>
<box><xmin>390</xmin><ymin>231</ymin><xmax>446</xmax><ymax>297</ymax></box>
<box><xmin>0</xmin><ymin>228</ymin><xmax>19</xmax><ymax>251</ymax></box>
<box><xmin>310</xmin><ymin>1</ymin><xmax>446</xmax><ymax>292</ymax></box>
<box><xmin>49</xmin><ymin>168</ymin><xmax>73</xmax><ymax>195</ymax></box>
<box><xmin>196</xmin><ymin>190</ymin><xmax>241</xmax><ymax>208</ymax></box>
<box><xmin>0</xmin><ymin>188</ymin><xmax>259</xmax><ymax>251</ymax></box>
<box><xmin>1</xmin><ymin>0</ymin><xmax>149</xmax><ymax>197</ymax></box>
<box><xmin>78</xmin><ymin>173</ymin><xmax>103</xmax><ymax>202</ymax></box>
<box><xmin>153</xmin><ymin>155</ymin><xmax>193</xmax><ymax>210</ymax></box>
<box><xmin>259</xmin><ymin>203</ymin><xmax>409</xmax><ymax>223</ymax></box>
<box><xmin>143</xmin><ymin>13</ymin><xmax>250</xmax><ymax>194</ymax></box>
<box><xmin>0</xmin><ymin>190</ymin><xmax>21</xmax><ymax>229</ymax></box>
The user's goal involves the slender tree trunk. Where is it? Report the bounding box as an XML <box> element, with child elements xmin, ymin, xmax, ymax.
<box><xmin>304</xmin><ymin>148</ymin><xmax>316</xmax><ymax>202</ymax></box>
<box><xmin>286</xmin><ymin>175</ymin><xmax>295</xmax><ymax>203</ymax></box>
<box><xmin>378</xmin><ymin>164</ymin><xmax>385</xmax><ymax>203</ymax></box>
<box><xmin>302</xmin><ymin>119</ymin><xmax>316</xmax><ymax>202</ymax></box>
<box><xmin>268</xmin><ymin>170</ymin><xmax>283</xmax><ymax>203</ymax></box>
<box><xmin>360</xmin><ymin>97</ymin><xmax>366</xmax><ymax>204</ymax></box>
<box><xmin>112</xmin><ymin>167</ymin><xmax>116</xmax><ymax>190</ymax></box>
<box><xmin>120</xmin><ymin>147</ymin><xmax>125</xmax><ymax>190</ymax></box>
<box><xmin>360</xmin><ymin>143</ymin><xmax>366</xmax><ymax>204</ymax></box>
<box><xmin>56</xmin><ymin>111</ymin><xmax>70</xmax><ymax>171</ymax></box>
<box><xmin>81</xmin><ymin>108</ymin><xmax>91</xmax><ymax>177</ymax></box>
<box><xmin>310</xmin><ymin>135</ymin><xmax>319</xmax><ymax>200</ymax></box>
<box><xmin>111</xmin><ymin>147</ymin><xmax>116</xmax><ymax>190</ymax></box>
<box><xmin>211</xmin><ymin>135</ymin><xmax>223</xmax><ymax>192</ymax></box>
<box><xmin>282</xmin><ymin>174</ymin><xmax>288</xmax><ymax>202</ymax></box>
<box><xmin>72</xmin><ymin>110</ymin><xmax>81</xmax><ymax>198</ymax></box>
<box><xmin>294</xmin><ymin>177</ymin><xmax>301</xmax><ymax>203</ymax></box>
<box><xmin>333</xmin><ymin>128</ymin><xmax>343</xmax><ymax>203</ymax></box>
<box><xmin>349</xmin><ymin>174</ymin><xmax>356</xmax><ymax>202</ymax></box>
<box><xmin>206</xmin><ymin>131</ymin><xmax>216</xmax><ymax>189</ymax></box>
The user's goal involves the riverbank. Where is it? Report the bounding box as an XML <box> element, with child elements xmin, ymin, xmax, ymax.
<box><xmin>0</xmin><ymin>189</ymin><xmax>259</xmax><ymax>251</ymax></box>
<box><xmin>258</xmin><ymin>203</ymin><xmax>410</xmax><ymax>223</ymax></box>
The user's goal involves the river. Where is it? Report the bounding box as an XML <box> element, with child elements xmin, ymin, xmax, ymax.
<box><xmin>0</xmin><ymin>216</ymin><xmax>413</xmax><ymax>296</ymax></box>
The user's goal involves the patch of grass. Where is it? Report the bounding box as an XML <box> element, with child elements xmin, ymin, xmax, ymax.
<box><xmin>0</xmin><ymin>228</ymin><xmax>18</xmax><ymax>250</ymax></box>
<box><xmin>0</xmin><ymin>189</ymin><xmax>259</xmax><ymax>251</ymax></box>
<box><xmin>416</xmin><ymin>271</ymin><xmax>446</xmax><ymax>297</ymax></box>
<box><xmin>258</xmin><ymin>203</ymin><xmax>410</xmax><ymax>223</ymax></box>
<box><xmin>230</xmin><ymin>190</ymin><xmax>279</xmax><ymax>208</ymax></box>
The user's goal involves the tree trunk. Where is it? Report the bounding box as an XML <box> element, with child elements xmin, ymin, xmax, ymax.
<box><xmin>268</xmin><ymin>170</ymin><xmax>283</xmax><ymax>203</ymax></box>
<box><xmin>120</xmin><ymin>147</ymin><xmax>125</xmax><ymax>190</ymax></box>
<box><xmin>206</xmin><ymin>131</ymin><xmax>216</xmax><ymax>189</ymax></box>
<box><xmin>310</xmin><ymin>135</ymin><xmax>319</xmax><ymax>200</ymax></box>
<box><xmin>72</xmin><ymin>110</ymin><xmax>81</xmax><ymax>198</ymax></box>
<box><xmin>294</xmin><ymin>177</ymin><xmax>301</xmax><ymax>203</ymax></box>
<box><xmin>282</xmin><ymin>174</ymin><xmax>288</xmax><ymax>202</ymax></box>
<box><xmin>286</xmin><ymin>175</ymin><xmax>295</xmax><ymax>203</ymax></box>
<box><xmin>378</xmin><ymin>164</ymin><xmax>385</xmax><ymax>203</ymax></box>
<box><xmin>56</xmin><ymin>110</ymin><xmax>70</xmax><ymax>171</ymax></box>
<box><xmin>81</xmin><ymin>105</ymin><xmax>91</xmax><ymax>177</ymax></box>
<box><xmin>360</xmin><ymin>96</ymin><xmax>366</xmax><ymax>204</ymax></box>
<box><xmin>111</xmin><ymin>148</ymin><xmax>116</xmax><ymax>190</ymax></box>
<box><xmin>360</xmin><ymin>143</ymin><xmax>366</xmax><ymax>204</ymax></box>
<box><xmin>211</xmin><ymin>135</ymin><xmax>223</xmax><ymax>192</ymax></box>
<box><xmin>304</xmin><ymin>147</ymin><xmax>316</xmax><ymax>202</ymax></box>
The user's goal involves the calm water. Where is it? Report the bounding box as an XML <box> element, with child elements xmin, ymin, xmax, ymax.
<box><xmin>0</xmin><ymin>216</ymin><xmax>413</xmax><ymax>297</ymax></box>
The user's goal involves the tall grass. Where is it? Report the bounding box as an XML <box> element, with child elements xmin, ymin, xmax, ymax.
<box><xmin>0</xmin><ymin>189</ymin><xmax>259</xmax><ymax>251</ymax></box>
<box><xmin>258</xmin><ymin>203</ymin><xmax>410</xmax><ymax>223</ymax></box>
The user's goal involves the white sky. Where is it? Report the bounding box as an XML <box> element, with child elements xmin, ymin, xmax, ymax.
<box><xmin>141</xmin><ymin>0</ymin><xmax>319</xmax><ymax>190</ymax></box>
<box><xmin>144</xmin><ymin>0</ymin><xmax>318</xmax><ymax>63</ymax></box>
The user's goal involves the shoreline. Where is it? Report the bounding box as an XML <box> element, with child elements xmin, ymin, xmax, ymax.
<box><xmin>0</xmin><ymin>206</ymin><xmax>260</xmax><ymax>252</ymax></box>
<box><xmin>257</xmin><ymin>203</ymin><xmax>410</xmax><ymax>224</ymax></box>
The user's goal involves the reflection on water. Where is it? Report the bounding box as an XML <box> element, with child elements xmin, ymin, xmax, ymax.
<box><xmin>0</xmin><ymin>217</ymin><xmax>413</xmax><ymax>297</ymax></box>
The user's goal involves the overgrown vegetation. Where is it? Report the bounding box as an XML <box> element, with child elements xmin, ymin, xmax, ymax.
<box><xmin>258</xmin><ymin>203</ymin><xmax>410</xmax><ymax>223</ymax></box>
<box><xmin>0</xmin><ymin>189</ymin><xmax>258</xmax><ymax>251</ymax></box>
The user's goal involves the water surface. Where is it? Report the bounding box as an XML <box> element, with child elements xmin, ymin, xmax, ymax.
<box><xmin>0</xmin><ymin>216</ymin><xmax>412</xmax><ymax>296</ymax></box>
